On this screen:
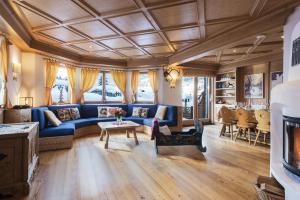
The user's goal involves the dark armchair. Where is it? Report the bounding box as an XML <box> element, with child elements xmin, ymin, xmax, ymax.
<box><xmin>151</xmin><ymin>118</ymin><xmax>207</xmax><ymax>153</ymax></box>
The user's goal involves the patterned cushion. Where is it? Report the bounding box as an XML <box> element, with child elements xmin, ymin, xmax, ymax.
<box><xmin>159</xmin><ymin>125</ymin><xmax>171</xmax><ymax>135</ymax></box>
<box><xmin>155</xmin><ymin>105</ymin><xmax>167</xmax><ymax>120</ymax></box>
<box><xmin>98</xmin><ymin>107</ymin><xmax>108</xmax><ymax>117</ymax></box>
<box><xmin>69</xmin><ymin>107</ymin><xmax>80</xmax><ymax>120</ymax></box>
<box><xmin>140</xmin><ymin>108</ymin><xmax>149</xmax><ymax>118</ymax></box>
<box><xmin>56</xmin><ymin>108</ymin><xmax>71</xmax><ymax>121</ymax></box>
<box><xmin>132</xmin><ymin>107</ymin><xmax>142</xmax><ymax>117</ymax></box>
<box><xmin>107</xmin><ymin>107</ymin><xmax>117</xmax><ymax>117</ymax></box>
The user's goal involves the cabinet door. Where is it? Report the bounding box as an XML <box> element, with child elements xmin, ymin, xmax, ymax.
<box><xmin>0</xmin><ymin>139</ymin><xmax>22</xmax><ymax>186</ymax></box>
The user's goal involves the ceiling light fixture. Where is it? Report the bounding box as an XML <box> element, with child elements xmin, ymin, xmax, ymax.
<box><xmin>163</xmin><ymin>65</ymin><xmax>182</xmax><ymax>88</ymax></box>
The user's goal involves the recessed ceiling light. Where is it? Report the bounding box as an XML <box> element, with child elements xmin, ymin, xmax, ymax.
<box><xmin>233</xmin><ymin>49</ymin><xmax>237</xmax><ymax>53</ymax></box>
<box><xmin>89</xmin><ymin>45</ymin><xmax>93</xmax><ymax>49</ymax></box>
<box><xmin>281</xmin><ymin>35</ymin><xmax>284</xmax><ymax>39</ymax></box>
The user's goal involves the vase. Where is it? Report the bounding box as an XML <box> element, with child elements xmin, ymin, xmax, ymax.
<box><xmin>116</xmin><ymin>116</ymin><xmax>122</xmax><ymax>124</ymax></box>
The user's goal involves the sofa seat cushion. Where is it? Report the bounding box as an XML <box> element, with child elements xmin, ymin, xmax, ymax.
<box><xmin>143</xmin><ymin>118</ymin><xmax>175</xmax><ymax>127</ymax></box>
<box><xmin>83</xmin><ymin>117</ymin><xmax>117</xmax><ymax>125</ymax></box>
<box><xmin>124</xmin><ymin>117</ymin><xmax>144</xmax><ymax>125</ymax></box>
<box><xmin>40</xmin><ymin>123</ymin><xmax>75</xmax><ymax>138</ymax></box>
<box><xmin>64</xmin><ymin>118</ymin><xmax>92</xmax><ymax>129</ymax></box>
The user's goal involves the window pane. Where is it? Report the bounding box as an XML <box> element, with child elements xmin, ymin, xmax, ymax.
<box><xmin>197</xmin><ymin>77</ymin><xmax>209</xmax><ymax>119</ymax></box>
<box><xmin>51</xmin><ymin>67</ymin><xmax>70</xmax><ymax>103</ymax></box>
<box><xmin>105</xmin><ymin>73</ymin><xmax>122</xmax><ymax>101</ymax></box>
<box><xmin>137</xmin><ymin>73</ymin><xmax>154</xmax><ymax>102</ymax></box>
<box><xmin>0</xmin><ymin>73</ymin><xmax>3</xmax><ymax>105</ymax></box>
<box><xmin>182</xmin><ymin>77</ymin><xmax>194</xmax><ymax>119</ymax></box>
<box><xmin>84</xmin><ymin>73</ymin><xmax>103</xmax><ymax>102</ymax></box>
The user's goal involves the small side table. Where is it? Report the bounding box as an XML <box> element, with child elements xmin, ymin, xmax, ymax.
<box><xmin>4</xmin><ymin>108</ymin><xmax>31</xmax><ymax>123</ymax></box>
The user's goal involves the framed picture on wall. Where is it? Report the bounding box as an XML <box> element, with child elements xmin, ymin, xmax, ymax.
<box><xmin>271</xmin><ymin>71</ymin><xmax>283</xmax><ymax>89</ymax></box>
<box><xmin>244</xmin><ymin>73</ymin><xmax>264</xmax><ymax>98</ymax></box>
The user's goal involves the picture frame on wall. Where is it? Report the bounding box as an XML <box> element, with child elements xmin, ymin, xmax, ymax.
<box><xmin>271</xmin><ymin>71</ymin><xmax>283</xmax><ymax>89</ymax></box>
<box><xmin>244</xmin><ymin>73</ymin><xmax>264</xmax><ymax>98</ymax></box>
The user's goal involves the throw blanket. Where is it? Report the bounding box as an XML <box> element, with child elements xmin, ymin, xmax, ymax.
<box><xmin>151</xmin><ymin>118</ymin><xmax>159</xmax><ymax>140</ymax></box>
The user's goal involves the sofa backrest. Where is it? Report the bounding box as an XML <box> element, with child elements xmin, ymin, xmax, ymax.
<box><xmin>32</xmin><ymin>107</ymin><xmax>49</xmax><ymax>130</ymax></box>
<box><xmin>159</xmin><ymin>104</ymin><xmax>178</xmax><ymax>123</ymax></box>
<box><xmin>48</xmin><ymin>104</ymin><xmax>81</xmax><ymax>115</ymax></box>
<box><xmin>81</xmin><ymin>104</ymin><xmax>128</xmax><ymax>118</ymax></box>
<box><xmin>127</xmin><ymin>104</ymin><xmax>158</xmax><ymax>117</ymax></box>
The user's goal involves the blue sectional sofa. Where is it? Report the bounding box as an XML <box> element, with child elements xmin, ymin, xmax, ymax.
<box><xmin>32</xmin><ymin>104</ymin><xmax>182</xmax><ymax>151</ymax></box>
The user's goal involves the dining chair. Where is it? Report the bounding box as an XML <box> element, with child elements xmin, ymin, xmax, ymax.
<box><xmin>234</xmin><ymin>108</ymin><xmax>256</xmax><ymax>144</ymax></box>
<box><xmin>218</xmin><ymin>106</ymin><xmax>235</xmax><ymax>140</ymax></box>
<box><xmin>254</xmin><ymin>110</ymin><xmax>270</xmax><ymax>146</ymax></box>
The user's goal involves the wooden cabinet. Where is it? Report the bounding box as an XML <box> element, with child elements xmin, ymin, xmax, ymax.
<box><xmin>4</xmin><ymin>108</ymin><xmax>32</xmax><ymax>123</ymax></box>
<box><xmin>0</xmin><ymin>122</ymin><xmax>39</xmax><ymax>198</ymax></box>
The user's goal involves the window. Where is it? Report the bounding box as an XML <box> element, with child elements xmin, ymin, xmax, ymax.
<box><xmin>83</xmin><ymin>72</ymin><xmax>123</xmax><ymax>102</ymax></box>
<box><xmin>182</xmin><ymin>77</ymin><xmax>194</xmax><ymax>119</ymax></box>
<box><xmin>51</xmin><ymin>67</ymin><xmax>70</xmax><ymax>104</ymax></box>
<box><xmin>0</xmin><ymin>64</ymin><xmax>3</xmax><ymax>106</ymax></box>
<box><xmin>105</xmin><ymin>73</ymin><xmax>122</xmax><ymax>102</ymax></box>
<box><xmin>84</xmin><ymin>73</ymin><xmax>103</xmax><ymax>102</ymax></box>
<box><xmin>137</xmin><ymin>73</ymin><xmax>154</xmax><ymax>102</ymax></box>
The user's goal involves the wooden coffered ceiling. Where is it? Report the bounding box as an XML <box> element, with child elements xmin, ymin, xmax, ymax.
<box><xmin>1</xmin><ymin>0</ymin><xmax>300</xmax><ymax>67</ymax></box>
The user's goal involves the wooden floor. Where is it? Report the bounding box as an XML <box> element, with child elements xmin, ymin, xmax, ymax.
<box><xmin>23</xmin><ymin>125</ymin><xmax>270</xmax><ymax>200</ymax></box>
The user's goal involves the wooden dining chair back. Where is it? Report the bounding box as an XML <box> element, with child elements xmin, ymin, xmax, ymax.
<box><xmin>254</xmin><ymin>110</ymin><xmax>270</xmax><ymax>146</ymax></box>
<box><xmin>235</xmin><ymin>108</ymin><xmax>254</xmax><ymax>144</ymax></box>
<box><xmin>218</xmin><ymin>106</ymin><xmax>235</xmax><ymax>139</ymax></box>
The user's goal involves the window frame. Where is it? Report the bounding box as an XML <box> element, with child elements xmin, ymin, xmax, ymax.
<box><xmin>51</xmin><ymin>66</ymin><xmax>71</xmax><ymax>105</ymax></box>
<box><xmin>84</xmin><ymin>71</ymin><xmax>123</xmax><ymax>104</ymax></box>
<box><xmin>135</xmin><ymin>72</ymin><xmax>154</xmax><ymax>104</ymax></box>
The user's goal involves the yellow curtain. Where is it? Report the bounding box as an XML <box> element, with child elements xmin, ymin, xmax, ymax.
<box><xmin>148</xmin><ymin>69</ymin><xmax>159</xmax><ymax>104</ymax></box>
<box><xmin>45</xmin><ymin>60</ymin><xmax>59</xmax><ymax>105</ymax></box>
<box><xmin>131</xmin><ymin>70</ymin><xmax>140</xmax><ymax>103</ymax></box>
<box><xmin>66</xmin><ymin>66</ymin><xmax>76</xmax><ymax>104</ymax></box>
<box><xmin>111</xmin><ymin>70</ymin><xmax>127</xmax><ymax>103</ymax></box>
<box><xmin>0</xmin><ymin>36</ymin><xmax>11</xmax><ymax>108</ymax></box>
<box><xmin>79</xmin><ymin>68</ymin><xmax>99</xmax><ymax>103</ymax></box>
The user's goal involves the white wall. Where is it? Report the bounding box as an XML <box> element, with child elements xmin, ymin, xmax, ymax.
<box><xmin>7</xmin><ymin>44</ymin><xmax>22</xmax><ymax>106</ymax></box>
<box><xmin>283</xmin><ymin>6</ymin><xmax>300</xmax><ymax>82</ymax></box>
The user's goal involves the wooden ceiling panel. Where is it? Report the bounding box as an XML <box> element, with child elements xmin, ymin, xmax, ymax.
<box><xmin>107</xmin><ymin>12</ymin><xmax>154</xmax><ymax>33</ymax></box>
<box><xmin>206</xmin><ymin>0</ymin><xmax>254</xmax><ymax>20</ymax></box>
<box><xmin>100</xmin><ymin>38</ymin><xmax>133</xmax><ymax>49</ymax></box>
<box><xmin>130</xmin><ymin>33</ymin><xmax>165</xmax><ymax>45</ymax></box>
<box><xmin>151</xmin><ymin>2</ymin><xmax>198</xmax><ymax>28</ymax></box>
<box><xmin>71</xmin><ymin>20</ymin><xmax>116</xmax><ymax>38</ymax></box>
<box><xmin>23</xmin><ymin>0</ymin><xmax>90</xmax><ymax>21</ymax></box>
<box><xmin>18</xmin><ymin>6</ymin><xmax>55</xmax><ymax>28</ymax></box>
<box><xmin>84</xmin><ymin>0</ymin><xmax>137</xmax><ymax>14</ymax></box>
<box><xmin>195</xmin><ymin>56</ymin><xmax>217</xmax><ymax>63</ymax></box>
<box><xmin>72</xmin><ymin>42</ymin><xmax>106</xmax><ymax>51</ymax></box>
<box><xmin>166</xmin><ymin>27</ymin><xmax>200</xmax><ymax>42</ymax></box>
<box><xmin>172</xmin><ymin>42</ymin><xmax>194</xmax><ymax>51</ymax></box>
<box><xmin>40</xmin><ymin>27</ymin><xmax>84</xmax><ymax>42</ymax></box>
<box><xmin>95</xmin><ymin>51</ymin><xmax>124</xmax><ymax>59</ymax></box>
<box><xmin>143</xmin><ymin>46</ymin><xmax>172</xmax><ymax>54</ymax></box>
<box><xmin>117</xmin><ymin>48</ymin><xmax>145</xmax><ymax>56</ymax></box>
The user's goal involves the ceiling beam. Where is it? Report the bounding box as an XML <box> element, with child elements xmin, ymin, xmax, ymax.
<box><xmin>197</xmin><ymin>0</ymin><xmax>206</xmax><ymax>40</ymax></box>
<box><xmin>133</xmin><ymin>0</ymin><xmax>176</xmax><ymax>52</ymax></box>
<box><xmin>127</xmin><ymin>57</ymin><xmax>168</xmax><ymax>68</ymax></box>
<box><xmin>168</xmin><ymin>5</ymin><xmax>294</xmax><ymax>65</ymax></box>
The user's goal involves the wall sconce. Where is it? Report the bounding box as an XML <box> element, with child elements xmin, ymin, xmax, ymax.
<box><xmin>12</xmin><ymin>63</ymin><xmax>21</xmax><ymax>81</ymax></box>
<box><xmin>163</xmin><ymin>66</ymin><xmax>182</xmax><ymax>88</ymax></box>
<box><xmin>19</xmin><ymin>97</ymin><xmax>33</xmax><ymax>107</ymax></box>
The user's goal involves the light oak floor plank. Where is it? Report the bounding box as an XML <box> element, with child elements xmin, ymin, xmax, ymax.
<box><xmin>22</xmin><ymin>125</ymin><xmax>269</xmax><ymax>200</ymax></box>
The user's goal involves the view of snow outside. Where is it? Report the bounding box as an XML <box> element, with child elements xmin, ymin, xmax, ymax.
<box><xmin>137</xmin><ymin>73</ymin><xmax>154</xmax><ymax>101</ymax></box>
<box><xmin>84</xmin><ymin>73</ymin><xmax>122</xmax><ymax>102</ymax></box>
<box><xmin>182</xmin><ymin>77</ymin><xmax>194</xmax><ymax>108</ymax></box>
<box><xmin>84</xmin><ymin>73</ymin><xmax>103</xmax><ymax>102</ymax></box>
<box><xmin>0</xmin><ymin>75</ymin><xmax>3</xmax><ymax>105</ymax></box>
<box><xmin>51</xmin><ymin>67</ymin><xmax>70</xmax><ymax>103</ymax></box>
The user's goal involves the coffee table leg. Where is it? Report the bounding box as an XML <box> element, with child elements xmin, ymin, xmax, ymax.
<box><xmin>105</xmin><ymin>130</ymin><xmax>109</xmax><ymax>149</ymax></box>
<box><xmin>100</xmin><ymin>129</ymin><xmax>104</xmax><ymax>141</ymax></box>
<box><xmin>126</xmin><ymin>130</ymin><xmax>130</xmax><ymax>138</ymax></box>
<box><xmin>133</xmin><ymin>129</ymin><xmax>139</xmax><ymax>145</ymax></box>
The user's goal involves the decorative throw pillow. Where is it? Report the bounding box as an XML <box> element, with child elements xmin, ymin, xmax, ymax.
<box><xmin>155</xmin><ymin>105</ymin><xmax>167</xmax><ymax>120</ymax></box>
<box><xmin>159</xmin><ymin>125</ymin><xmax>171</xmax><ymax>135</ymax></box>
<box><xmin>140</xmin><ymin>108</ymin><xmax>149</xmax><ymax>118</ymax></box>
<box><xmin>107</xmin><ymin>107</ymin><xmax>117</xmax><ymax>117</ymax></box>
<box><xmin>44</xmin><ymin>110</ymin><xmax>61</xmax><ymax>127</ymax></box>
<box><xmin>69</xmin><ymin>107</ymin><xmax>80</xmax><ymax>120</ymax></box>
<box><xmin>132</xmin><ymin>107</ymin><xmax>142</xmax><ymax>117</ymax></box>
<box><xmin>98</xmin><ymin>107</ymin><xmax>108</xmax><ymax>117</ymax></box>
<box><xmin>56</xmin><ymin>108</ymin><xmax>71</xmax><ymax>121</ymax></box>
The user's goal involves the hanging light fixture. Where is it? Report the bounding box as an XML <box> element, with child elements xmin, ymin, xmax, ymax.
<box><xmin>163</xmin><ymin>65</ymin><xmax>182</xmax><ymax>88</ymax></box>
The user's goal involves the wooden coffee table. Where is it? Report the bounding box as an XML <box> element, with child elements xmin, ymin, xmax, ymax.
<box><xmin>98</xmin><ymin>121</ymin><xmax>141</xmax><ymax>149</ymax></box>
